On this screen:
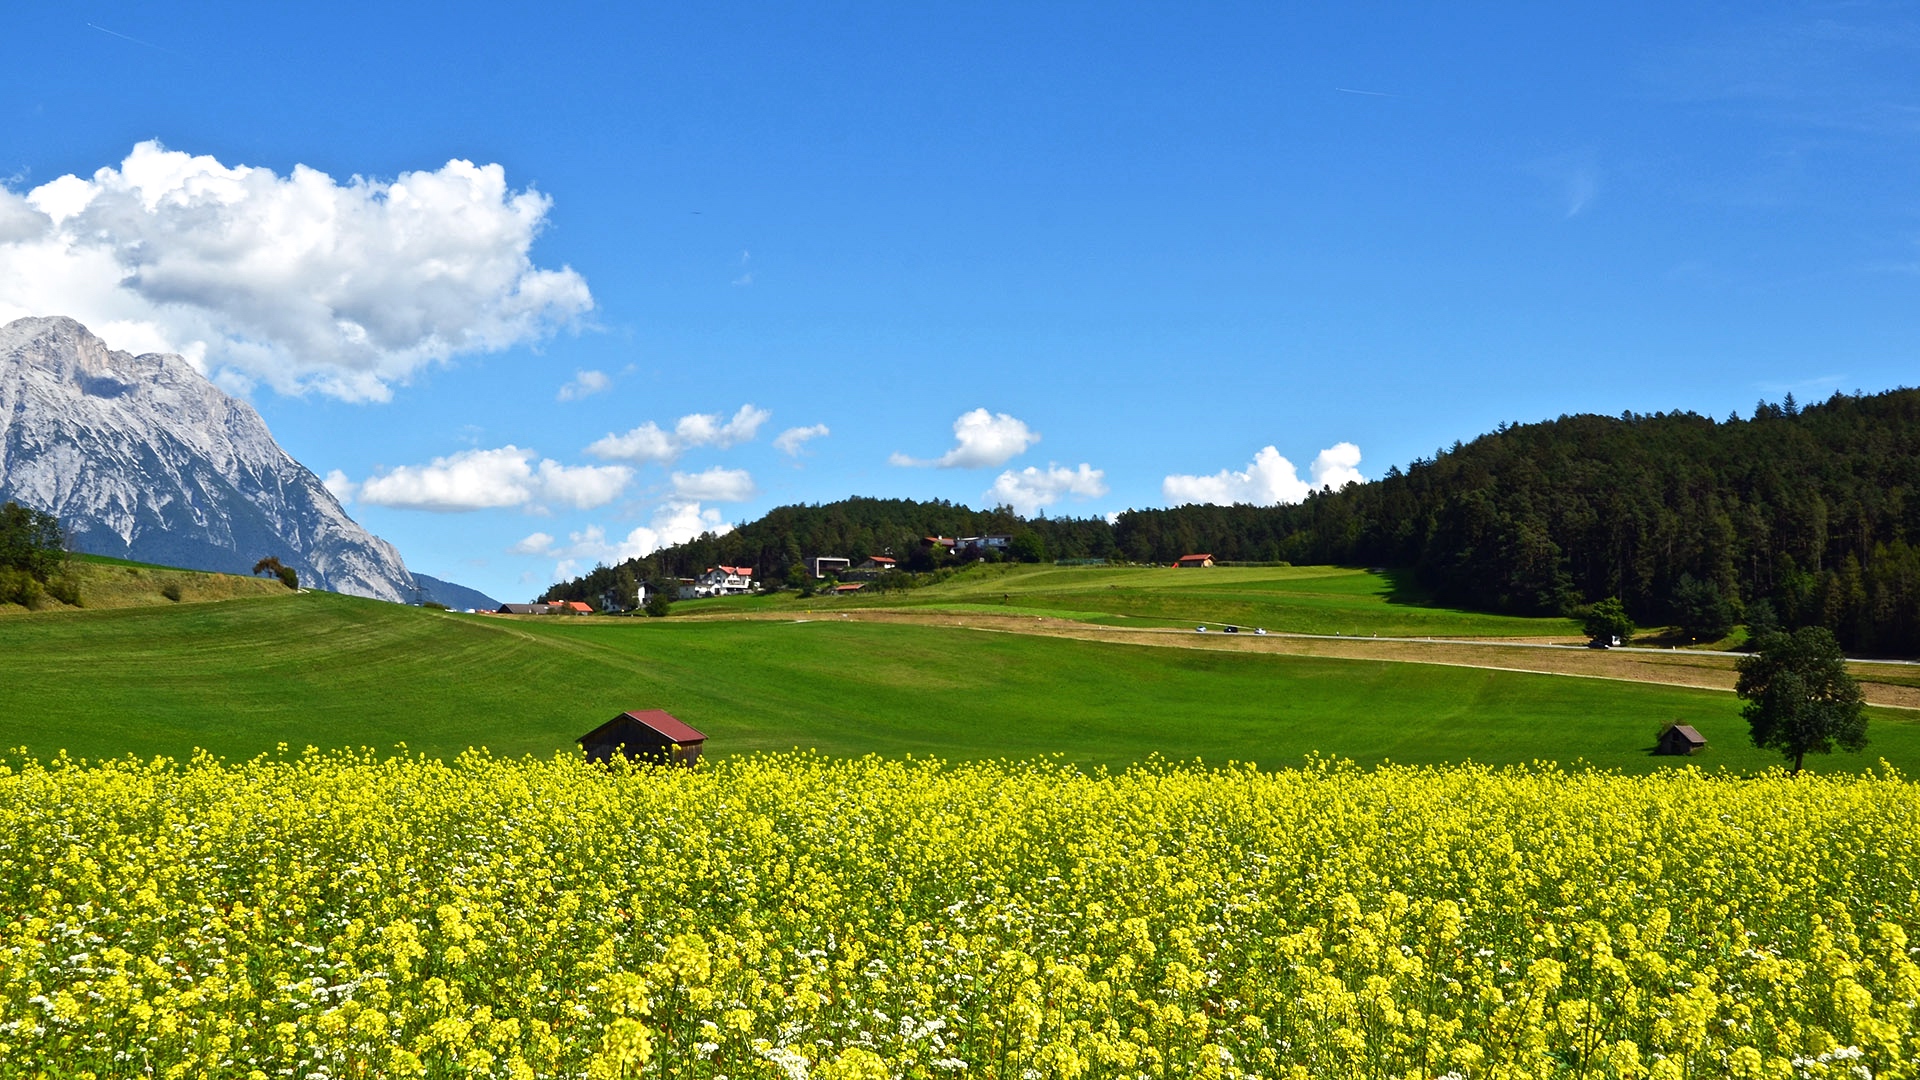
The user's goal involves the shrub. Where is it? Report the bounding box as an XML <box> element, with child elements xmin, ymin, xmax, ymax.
<box><xmin>44</xmin><ymin>574</ymin><xmax>81</xmax><ymax>607</ymax></box>
<box><xmin>0</xmin><ymin>567</ymin><xmax>41</xmax><ymax>607</ymax></box>
<box><xmin>160</xmin><ymin>581</ymin><xmax>183</xmax><ymax>602</ymax></box>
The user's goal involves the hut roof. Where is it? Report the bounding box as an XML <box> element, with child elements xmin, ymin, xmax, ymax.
<box><xmin>1665</xmin><ymin>723</ymin><xmax>1706</xmax><ymax>745</ymax></box>
<box><xmin>579</xmin><ymin>709</ymin><xmax>707</xmax><ymax>746</ymax></box>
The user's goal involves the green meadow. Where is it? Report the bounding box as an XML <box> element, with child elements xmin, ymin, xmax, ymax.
<box><xmin>4</xmin><ymin>589</ymin><xmax>1915</xmax><ymax>774</ymax></box>
<box><xmin>676</xmin><ymin>562</ymin><xmax>1585</xmax><ymax>638</ymax></box>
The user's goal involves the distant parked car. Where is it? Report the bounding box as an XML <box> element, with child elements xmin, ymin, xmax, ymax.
<box><xmin>1223</xmin><ymin>625</ymin><xmax>1239</xmax><ymax>634</ymax></box>
<box><xmin>1195</xmin><ymin>625</ymin><xmax>1207</xmax><ymax>633</ymax></box>
<box><xmin>1254</xmin><ymin>627</ymin><xmax>1268</xmax><ymax>635</ymax></box>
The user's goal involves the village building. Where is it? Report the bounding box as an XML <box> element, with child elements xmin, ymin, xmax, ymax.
<box><xmin>577</xmin><ymin>709</ymin><xmax>707</xmax><ymax>766</ymax></box>
<box><xmin>679</xmin><ymin>566</ymin><xmax>755</xmax><ymax>598</ymax></box>
<box><xmin>1656</xmin><ymin>723</ymin><xmax>1707</xmax><ymax>756</ymax></box>
<box><xmin>600</xmin><ymin>582</ymin><xmax>648</xmax><ymax>613</ymax></box>
<box><xmin>496</xmin><ymin>602</ymin><xmax>550</xmax><ymax>615</ymax></box>
<box><xmin>954</xmin><ymin>535</ymin><xmax>1012</xmax><ymax>558</ymax></box>
<box><xmin>1173</xmin><ymin>554</ymin><xmax>1215</xmax><ymax>568</ymax></box>
<box><xmin>843</xmin><ymin>555</ymin><xmax>898</xmax><ymax>581</ymax></box>
<box><xmin>811</xmin><ymin>556</ymin><xmax>852</xmax><ymax>579</ymax></box>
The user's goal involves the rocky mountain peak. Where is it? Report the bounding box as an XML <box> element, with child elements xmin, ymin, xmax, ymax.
<box><xmin>0</xmin><ymin>315</ymin><xmax>426</xmax><ymax>602</ymax></box>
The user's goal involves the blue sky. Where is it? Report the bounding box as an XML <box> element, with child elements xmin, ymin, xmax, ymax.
<box><xmin>5</xmin><ymin>3</ymin><xmax>1920</xmax><ymax>602</ymax></box>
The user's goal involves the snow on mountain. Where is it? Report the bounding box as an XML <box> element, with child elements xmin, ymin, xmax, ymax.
<box><xmin>0</xmin><ymin>315</ymin><xmax>423</xmax><ymax>602</ymax></box>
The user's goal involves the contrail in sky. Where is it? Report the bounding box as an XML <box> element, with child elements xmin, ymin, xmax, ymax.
<box><xmin>1334</xmin><ymin>86</ymin><xmax>1399</xmax><ymax>98</ymax></box>
<box><xmin>87</xmin><ymin>23</ymin><xmax>179</xmax><ymax>55</ymax></box>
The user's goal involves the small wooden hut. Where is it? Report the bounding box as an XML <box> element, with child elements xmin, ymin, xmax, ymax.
<box><xmin>578</xmin><ymin>709</ymin><xmax>707</xmax><ymax>767</ymax></box>
<box><xmin>1656</xmin><ymin>723</ymin><xmax>1707</xmax><ymax>756</ymax></box>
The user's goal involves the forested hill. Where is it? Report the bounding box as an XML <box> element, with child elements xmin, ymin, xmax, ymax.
<box><xmin>549</xmin><ymin>388</ymin><xmax>1920</xmax><ymax>654</ymax></box>
<box><xmin>546</xmin><ymin>496</ymin><xmax>1123</xmax><ymax>599</ymax></box>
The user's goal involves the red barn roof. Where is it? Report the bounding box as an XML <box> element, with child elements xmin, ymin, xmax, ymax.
<box><xmin>608</xmin><ymin>709</ymin><xmax>706</xmax><ymax>744</ymax></box>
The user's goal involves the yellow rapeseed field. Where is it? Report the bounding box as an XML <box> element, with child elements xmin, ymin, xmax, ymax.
<box><xmin>2</xmin><ymin>752</ymin><xmax>1917</xmax><ymax>1079</ymax></box>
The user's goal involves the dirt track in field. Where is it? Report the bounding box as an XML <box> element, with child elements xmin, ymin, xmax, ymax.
<box><xmin>701</xmin><ymin>608</ymin><xmax>1920</xmax><ymax>711</ymax></box>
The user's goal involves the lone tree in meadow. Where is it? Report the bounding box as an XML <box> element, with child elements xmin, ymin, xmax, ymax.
<box><xmin>253</xmin><ymin>556</ymin><xmax>299</xmax><ymax>590</ymax></box>
<box><xmin>1734</xmin><ymin>626</ymin><xmax>1866</xmax><ymax>775</ymax></box>
<box><xmin>1580</xmin><ymin>596</ymin><xmax>1634</xmax><ymax>645</ymax></box>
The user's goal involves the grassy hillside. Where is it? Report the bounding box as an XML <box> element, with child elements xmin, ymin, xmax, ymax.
<box><xmin>676</xmin><ymin>563</ymin><xmax>1586</xmax><ymax>637</ymax></box>
<box><xmin>3</xmin><ymin>589</ymin><xmax>1914</xmax><ymax>772</ymax></box>
<box><xmin>0</xmin><ymin>553</ymin><xmax>290</xmax><ymax>614</ymax></box>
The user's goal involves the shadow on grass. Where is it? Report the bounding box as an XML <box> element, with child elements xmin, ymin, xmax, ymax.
<box><xmin>1369</xmin><ymin>567</ymin><xmax>1447</xmax><ymax>609</ymax></box>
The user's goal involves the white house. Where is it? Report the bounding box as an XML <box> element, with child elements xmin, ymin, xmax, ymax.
<box><xmin>681</xmin><ymin>565</ymin><xmax>754</xmax><ymax>598</ymax></box>
<box><xmin>600</xmin><ymin>581</ymin><xmax>649</xmax><ymax>612</ymax></box>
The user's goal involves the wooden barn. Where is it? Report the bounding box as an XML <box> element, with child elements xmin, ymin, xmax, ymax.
<box><xmin>1656</xmin><ymin>723</ymin><xmax>1707</xmax><ymax>756</ymax></box>
<box><xmin>578</xmin><ymin>709</ymin><xmax>707</xmax><ymax>767</ymax></box>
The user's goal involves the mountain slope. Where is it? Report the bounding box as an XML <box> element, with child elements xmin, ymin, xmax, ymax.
<box><xmin>0</xmin><ymin>315</ymin><xmax>419</xmax><ymax>601</ymax></box>
<box><xmin>413</xmin><ymin>573</ymin><xmax>501</xmax><ymax>611</ymax></box>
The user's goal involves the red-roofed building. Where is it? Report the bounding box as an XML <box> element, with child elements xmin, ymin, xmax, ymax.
<box><xmin>554</xmin><ymin>600</ymin><xmax>594</xmax><ymax>615</ymax></box>
<box><xmin>846</xmin><ymin>555</ymin><xmax>897</xmax><ymax>578</ymax></box>
<box><xmin>682</xmin><ymin>565</ymin><xmax>755</xmax><ymax>597</ymax></box>
<box><xmin>577</xmin><ymin>709</ymin><xmax>707</xmax><ymax>766</ymax></box>
<box><xmin>1173</xmin><ymin>554</ymin><xmax>1214</xmax><ymax>568</ymax></box>
<box><xmin>834</xmin><ymin>582</ymin><xmax>865</xmax><ymax>593</ymax></box>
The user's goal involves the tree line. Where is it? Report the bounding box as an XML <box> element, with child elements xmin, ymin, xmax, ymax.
<box><xmin>547</xmin><ymin>388</ymin><xmax>1920</xmax><ymax>654</ymax></box>
<box><xmin>0</xmin><ymin>501</ymin><xmax>80</xmax><ymax>607</ymax></box>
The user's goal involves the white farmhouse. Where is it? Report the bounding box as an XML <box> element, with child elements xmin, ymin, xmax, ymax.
<box><xmin>680</xmin><ymin>565</ymin><xmax>755</xmax><ymax>598</ymax></box>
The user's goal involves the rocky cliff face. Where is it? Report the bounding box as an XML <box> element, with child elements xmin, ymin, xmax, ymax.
<box><xmin>0</xmin><ymin>315</ymin><xmax>422</xmax><ymax>602</ymax></box>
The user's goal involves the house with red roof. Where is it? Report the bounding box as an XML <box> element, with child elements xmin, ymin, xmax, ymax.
<box><xmin>680</xmin><ymin>565</ymin><xmax>755</xmax><ymax>598</ymax></box>
<box><xmin>1173</xmin><ymin>553</ymin><xmax>1215</xmax><ymax>568</ymax></box>
<box><xmin>577</xmin><ymin>709</ymin><xmax>707</xmax><ymax>766</ymax></box>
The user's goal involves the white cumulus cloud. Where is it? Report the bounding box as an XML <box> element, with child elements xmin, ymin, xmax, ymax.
<box><xmin>355</xmin><ymin>446</ymin><xmax>630</xmax><ymax>512</ymax></box>
<box><xmin>988</xmin><ymin>463</ymin><xmax>1109</xmax><ymax>516</ymax></box>
<box><xmin>670</xmin><ymin>466</ymin><xmax>756</xmax><ymax>502</ymax></box>
<box><xmin>891</xmin><ymin>408</ymin><xmax>1039</xmax><ymax>469</ymax></box>
<box><xmin>539</xmin><ymin>503</ymin><xmax>734</xmax><ymax>580</ymax></box>
<box><xmin>321</xmin><ymin>469</ymin><xmax>358</xmax><ymax>505</ymax></box>
<box><xmin>773</xmin><ymin>423</ymin><xmax>829</xmax><ymax>456</ymax></box>
<box><xmin>1162</xmin><ymin>442</ymin><xmax>1365</xmax><ymax>507</ymax></box>
<box><xmin>0</xmin><ymin>141</ymin><xmax>593</xmax><ymax>401</ymax></box>
<box><xmin>586</xmin><ymin>404</ymin><xmax>771</xmax><ymax>463</ymax></box>
<box><xmin>510</xmin><ymin>531</ymin><xmax>556</xmax><ymax>555</ymax></box>
<box><xmin>556</xmin><ymin>369</ymin><xmax>611</xmax><ymax>401</ymax></box>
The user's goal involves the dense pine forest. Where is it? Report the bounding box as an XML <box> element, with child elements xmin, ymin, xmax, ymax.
<box><xmin>548</xmin><ymin>388</ymin><xmax>1920</xmax><ymax>655</ymax></box>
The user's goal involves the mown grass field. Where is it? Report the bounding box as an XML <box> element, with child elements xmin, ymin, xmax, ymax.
<box><xmin>676</xmin><ymin>563</ymin><xmax>1587</xmax><ymax>638</ymax></box>
<box><xmin>3</xmin><ymin>589</ymin><xmax>1915</xmax><ymax>773</ymax></box>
